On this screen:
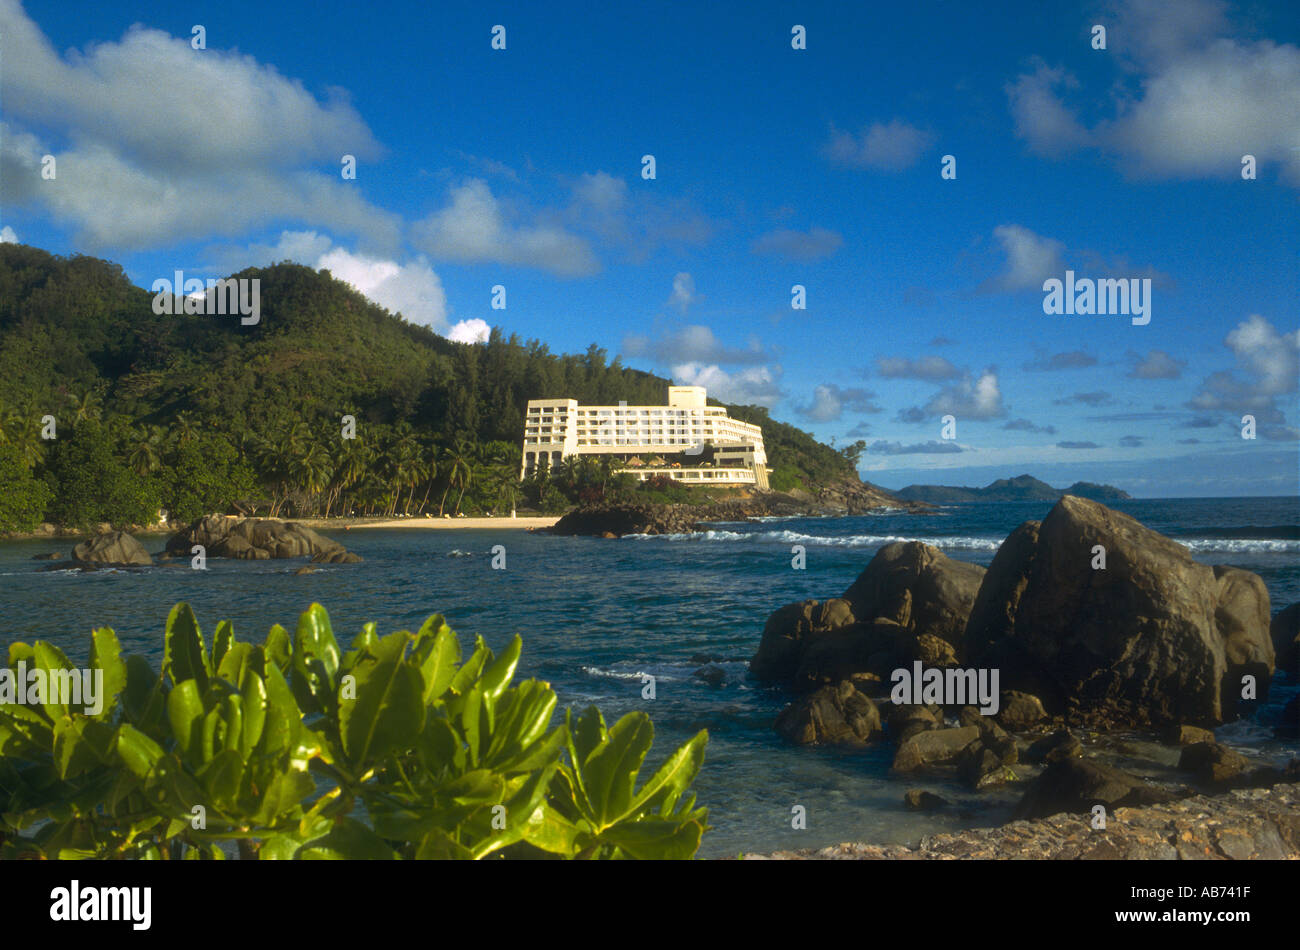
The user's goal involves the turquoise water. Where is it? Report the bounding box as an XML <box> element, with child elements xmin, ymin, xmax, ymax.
<box><xmin>2</xmin><ymin>497</ymin><xmax>1297</xmax><ymax>857</ymax></box>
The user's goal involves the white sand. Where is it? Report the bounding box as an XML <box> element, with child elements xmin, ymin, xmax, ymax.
<box><xmin>323</xmin><ymin>516</ymin><xmax>558</xmax><ymax>531</ymax></box>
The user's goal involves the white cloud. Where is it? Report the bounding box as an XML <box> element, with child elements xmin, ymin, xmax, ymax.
<box><xmin>317</xmin><ymin>246</ymin><xmax>448</xmax><ymax>330</ymax></box>
<box><xmin>1005</xmin><ymin>62</ymin><xmax>1092</xmax><ymax>157</ymax></box>
<box><xmin>0</xmin><ymin>3</ymin><xmax>400</xmax><ymax>249</ymax></box>
<box><xmin>0</xmin><ymin>225</ymin><xmax>16</xmax><ymax>243</ymax></box>
<box><xmin>222</xmin><ymin>230</ymin><xmax>452</xmax><ymax>333</ymax></box>
<box><xmin>668</xmin><ymin>272</ymin><xmax>697</xmax><ymax>313</ymax></box>
<box><xmin>1006</xmin><ymin>0</ymin><xmax>1300</xmax><ymax>184</ymax></box>
<box><xmin>922</xmin><ymin>369</ymin><xmax>1006</xmax><ymax>420</ymax></box>
<box><xmin>623</xmin><ymin>324</ymin><xmax>765</xmax><ymax>365</ymax></box>
<box><xmin>412</xmin><ymin>179</ymin><xmax>597</xmax><ymax>277</ymax></box>
<box><xmin>824</xmin><ymin>120</ymin><xmax>934</xmax><ymax>170</ymax></box>
<box><xmin>1188</xmin><ymin>315</ymin><xmax>1299</xmax><ymax>420</ymax></box>
<box><xmin>796</xmin><ymin>385</ymin><xmax>881</xmax><ymax>423</ymax></box>
<box><xmin>672</xmin><ymin>362</ymin><xmax>782</xmax><ymax>407</ymax></box>
<box><xmin>988</xmin><ymin>224</ymin><xmax>1065</xmax><ymax>291</ymax></box>
<box><xmin>448</xmin><ymin>318</ymin><xmax>491</xmax><ymax>344</ymax></box>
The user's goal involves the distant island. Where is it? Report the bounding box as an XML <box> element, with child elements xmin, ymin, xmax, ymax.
<box><xmin>893</xmin><ymin>474</ymin><xmax>1131</xmax><ymax>505</ymax></box>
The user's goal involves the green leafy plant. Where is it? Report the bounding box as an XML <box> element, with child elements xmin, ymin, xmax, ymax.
<box><xmin>0</xmin><ymin>603</ymin><xmax>708</xmax><ymax>859</ymax></box>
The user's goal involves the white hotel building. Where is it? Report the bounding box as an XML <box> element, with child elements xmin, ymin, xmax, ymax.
<box><xmin>520</xmin><ymin>386</ymin><xmax>770</xmax><ymax>488</ymax></box>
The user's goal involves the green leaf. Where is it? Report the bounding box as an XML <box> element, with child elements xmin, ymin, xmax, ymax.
<box><xmin>448</xmin><ymin>637</ymin><xmax>491</xmax><ymax>697</ymax></box>
<box><xmin>581</xmin><ymin>712</ymin><xmax>654</xmax><ymax>828</ymax></box>
<box><xmin>520</xmin><ymin>802</ymin><xmax>585</xmax><ymax>856</ymax></box>
<box><xmin>298</xmin><ymin>817</ymin><xmax>397</xmax><ymax>859</ymax></box>
<box><xmin>116</xmin><ymin>724</ymin><xmax>164</xmax><ymax>780</ymax></box>
<box><xmin>52</xmin><ymin>717</ymin><xmax>117</xmax><ymax>780</ymax></box>
<box><xmin>571</xmin><ymin>705</ymin><xmax>607</xmax><ymax>763</ymax></box>
<box><xmin>122</xmin><ymin>655</ymin><xmax>167</xmax><ymax>736</ymax></box>
<box><xmin>32</xmin><ymin>641</ymin><xmax>76</xmax><ymax>720</ymax></box>
<box><xmin>196</xmin><ymin>748</ymin><xmax>244</xmax><ymax>811</ymax></box>
<box><xmin>629</xmin><ymin>729</ymin><xmax>708</xmax><ymax>815</ymax></box>
<box><xmin>339</xmin><ymin>657</ymin><xmax>426</xmax><ymax>767</ymax></box>
<box><xmin>211</xmin><ymin>620</ymin><xmax>235</xmax><ymax>673</ymax></box>
<box><xmin>239</xmin><ymin>670</ymin><xmax>267</xmax><ymax>760</ymax></box>
<box><xmin>478</xmin><ymin>635</ymin><xmax>521</xmax><ymax>700</ymax></box>
<box><xmin>216</xmin><ymin>642</ymin><xmax>263</xmax><ymax>687</ymax></box>
<box><xmin>164</xmin><ymin>603</ymin><xmax>211</xmax><ymax>691</ymax></box>
<box><xmin>600</xmin><ymin>817</ymin><xmax>706</xmax><ymax>860</ymax></box>
<box><xmin>414</xmin><ymin>620</ymin><xmax>460</xmax><ymax>705</ymax></box>
<box><xmin>264</xmin><ymin>624</ymin><xmax>292</xmax><ymax>673</ymax></box>
<box><xmin>166</xmin><ymin>680</ymin><xmax>205</xmax><ymax>764</ymax></box>
<box><xmin>291</xmin><ymin>604</ymin><xmax>341</xmax><ymax>716</ymax></box>
<box><xmin>414</xmin><ymin>828</ymin><xmax>474</xmax><ymax>860</ymax></box>
<box><xmin>88</xmin><ymin>628</ymin><xmax>126</xmax><ymax>720</ymax></box>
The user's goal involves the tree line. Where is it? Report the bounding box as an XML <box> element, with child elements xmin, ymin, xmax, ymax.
<box><xmin>0</xmin><ymin>244</ymin><xmax>856</xmax><ymax>532</ymax></box>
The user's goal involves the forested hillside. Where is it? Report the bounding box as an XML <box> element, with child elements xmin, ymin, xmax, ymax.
<box><xmin>0</xmin><ymin>244</ymin><xmax>858</xmax><ymax>531</ymax></box>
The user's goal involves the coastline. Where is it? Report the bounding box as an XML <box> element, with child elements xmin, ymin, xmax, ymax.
<box><xmin>0</xmin><ymin>514</ymin><xmax>560</xmax><ymax>543</ymax></box>
<box><xmin>298</xmin><ymin>515</ymin><xmax>559</xmax><ymax>531</ymax></box>
<box><xmin>743</xmin><ymin>782</ymin><xmax>1300</xmax><ymax>860</ymax></box>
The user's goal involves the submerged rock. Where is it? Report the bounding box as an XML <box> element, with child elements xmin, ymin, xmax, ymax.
<box><xmin>693</xmin><ymin>664</ymin><xmax>726</xmax><ymax>687</ymax></box>
<box><xmin>903</xmin><ymin>789</ymin><xmax>950</xmax><ymax>811</ymax></box>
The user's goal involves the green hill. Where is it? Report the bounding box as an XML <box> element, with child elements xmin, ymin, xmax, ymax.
<box><xmin>0</xmin><ymin>244</ymin><xmax>860</xmax><ymax>530</ymax></box>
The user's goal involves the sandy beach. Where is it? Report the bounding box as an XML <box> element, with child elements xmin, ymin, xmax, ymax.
<box><xmin>302</xmin><ymin>515</ymin><xmax>559</xmax><ymax>531</ymax></box>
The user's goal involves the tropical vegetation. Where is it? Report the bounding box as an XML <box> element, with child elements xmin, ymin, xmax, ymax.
<box><xmin>0</xmin><ymin>602</ymin><xmax>709</xmax><ymax>859</ymax></box>
<box><xmin>0</xmin><ymin>244</ymin><xmax>859</xmax><ymax>531</ymax></box>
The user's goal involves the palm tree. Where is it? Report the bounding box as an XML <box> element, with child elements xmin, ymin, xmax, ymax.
<box><xmin>415</xmin><ymin>443</ymin><xmax>441</xmax><ymax>514</ymax></box>
<box><xmin>173</xmin><ymin>410</ymin><xmax>199</xmax><ymax>447</ymax></box>
<box><xmin>65</xmin><ymin>388</ymin><xmax>103</xmax><ymax>424</ymax></box>
<box><xmin>438</xmin><ymin>441</ymin><xmax>472</xmax><ymax>516</ymax></box>
<box><xmin>127</xmin><ymin>424</ymin><xmax>165</xmax><ymax>477</ymax></box>
<box><xmin>0</xmin><ymin>404</ymin><xmax>45</xmax><ymax>469</ymax></box>
<box><xmin>325</xmin><ymin>438</ymin><xmax>369</xmax><ymax>518</ymax></box>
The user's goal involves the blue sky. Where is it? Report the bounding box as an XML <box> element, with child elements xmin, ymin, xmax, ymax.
<box><xmin>1</xmin><ymin>0</ymin><xmax>1297</xmax><ymax>496</ymax></box>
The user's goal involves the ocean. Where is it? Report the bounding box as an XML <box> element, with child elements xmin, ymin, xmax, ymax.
<box><xmin>2</xmin><ymin>496</ymin><xmax>1297</xmax><ymax>857</ymax></box>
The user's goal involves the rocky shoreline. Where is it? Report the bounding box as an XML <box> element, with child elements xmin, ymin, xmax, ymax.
<box><xmin>744</xmin><ymin>494</ymin><xmax>1299</xmax><ymax>855</ymax></box>
<box><xmin>547</xmin><ymin>481</ymin><xmax>933</xmax><ymax>537</ymax></box>
<box><xmin>744</xmin><ymin>782</ymin><xmax>1300</xmax><ymax>859</ymax></box>
<box><xmin>27</xmin><ymin>515</ymin><xmax>363</xmax><ymax>569</ymax></box>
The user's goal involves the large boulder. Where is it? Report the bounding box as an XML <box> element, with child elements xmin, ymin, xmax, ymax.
<box><xmin>1013</xmin><ymin>758</ymin><xmax>1184</xmax><ymax>820</ymax></box>
<box><xmin>166</xmin><ymin>515</ymin><xmax>360</xmax><ymax>562</ymax></box>
<box><xmin>750</xmin><ymin>598</ymin><xmax>857</xmax><ymax>684</ymax></box>
<box><xmin>1271</xmin><ymin>603</ymin><xmax>1300</xmax><ymax>675</ymax></box>
<box><xmin>840</xmin><ymin>541</ymin><xmax>986</xmax><ymax>658</ymax></box>
<box><xmin>72</xmin><ymin>531</ymin><xmax>152</xmax><ymax>567</ymax></box>
<box><xmin>750</xmin><ymin>542</ymin><xmax>985</xmax><ymax>690</ymax></box>
<box><xmin>774</xmin><ymin>680</ymin><xmax>881</xmax><ymax>745</ymax></box>
<box><xmin>965</xmin><ymin>496</ymin><xmax>1274</xmax><ymax>728</ymax></box>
